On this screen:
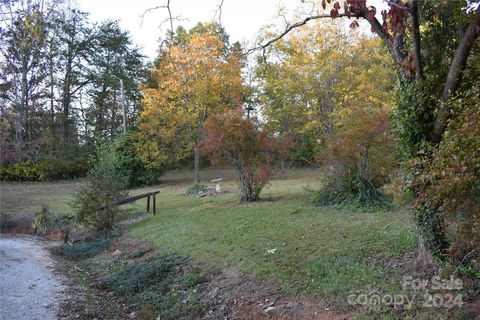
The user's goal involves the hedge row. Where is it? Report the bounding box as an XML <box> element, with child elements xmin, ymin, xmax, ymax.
<box><xmin>0</xmin><ymin>158</ymin><xmax>90</xmax><ymax>181</ymax></box>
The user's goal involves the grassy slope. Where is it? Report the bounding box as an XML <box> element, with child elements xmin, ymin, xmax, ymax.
<box><xmin>1</xmin><ymin>168</ymin><xmax>418</xmax><ymax>308</ymax></box>
<box><xmin>129</xmin><ymin>169</ymin><xmax>418</xmax><ymax>305</ymax></box>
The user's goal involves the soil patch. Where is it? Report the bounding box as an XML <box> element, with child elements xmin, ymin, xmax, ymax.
<box><xmin>203</xmin><ymin>267</ymin><xmax>351</xmax><ymax>320</ymax></box>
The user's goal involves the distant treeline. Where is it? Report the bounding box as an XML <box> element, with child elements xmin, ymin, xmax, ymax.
<box><xmin>1</xmin><ymin>0</ymin><xmax>145</xmax><ymax>180</ymax></box>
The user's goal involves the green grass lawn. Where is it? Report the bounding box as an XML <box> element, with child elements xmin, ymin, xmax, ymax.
<box><xmin>128</xmin><ymin>168</ymin><xmax>418</xmax><ymax>307</ymax></box>
<box><xmin>0</xmin><ymin>168</ymin><xmax>237</xmax><ymax>216</ymax></box>
<box><xmin>1</xmin><ymin>168</ymin><xmax>419</xmax><ymax>310</ymax></box>
<box><xmin>0</xmin><ymin>180</ymin><xmax>83</xmax><ymax>216</ymax></box>
<box><xmin>0</xmin><ymin>179</ymin><xmax>141</xmax><ymax>217</ymax></box>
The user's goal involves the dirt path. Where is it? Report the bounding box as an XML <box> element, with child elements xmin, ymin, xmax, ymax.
<box><xmin>0</xmin><ymin>235</ymin><xmax>65</xmax><ymax>320</ymax></box>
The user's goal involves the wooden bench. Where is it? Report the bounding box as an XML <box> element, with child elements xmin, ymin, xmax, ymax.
<box><xmin>102</xmin><ymin>191</ymin><xmax>160</xmax><ymax>215</ymax></box>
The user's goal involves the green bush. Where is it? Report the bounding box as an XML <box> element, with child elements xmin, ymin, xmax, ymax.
<box><xmin>112</xmin><ymin>131</ymin><xmax>163</xmax><ymax>187</ymax></box>
<box><xmin>0</xmin><ymin>132</ymin><xmax>155</xmax><ymax>185</ymax></box>
<box><xmin>0</xmin><ymin>158</ymin><xmax>90</xmax><ymax>181</ymax></box>
<box><xmin>414</xmin><ymin>87</ymin><xmax>480</xmax><ymax>266</ymax></box>
<box><xmin>31</xmin><ymin>206</ymin><xmax>71</xmax><ymax>235</ymax></box>
<box><xmin>38</xmin><ymin>158</ymin><xmax>90</xmax><ymax>180</ymax></box>
<box><xmin>292</xmin><ymin>133</ymin><xmax>320</xmax><ymax>166</ymax></box>
<box><xmin>308</xmin><ymin>171</ymin><xmax>394</xmax><ymax>212</ymax></box>
<box><xmin>70</xmin><ymin>145</ymin><xmax>128</xmax><ymax>231</ymax></box>
<box><xmin>185</xmin><ymin>183</ymin><xmax>209</xmax><ymax>195</ymax></box>
<box><xmin>0</xmin><ymin>160</ymin><xmax>42</xmax><ymax>181</ymax></box>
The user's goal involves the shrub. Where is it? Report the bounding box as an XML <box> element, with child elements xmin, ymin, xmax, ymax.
<box><xmin>309</xmin><ymin>173</ymin><xmax>393</xmax><ymax>212</ymax></box>
<box><xmin>315</xmin><ymin>106</ymin><xmax>397</xmax><ymax>209</ymax></box>
<box><xmin>0</xmin><ymin>140</ymin><xmax>40</xmax><ymax>166</ymax></box>
<box><xmin>38</xmin><ymin>158</ymin><xmax>90</xmax><ymax>180</ymax></box>
<box><xmin>103</xmin><ymin>255</ymin><xmax>186</xmax><ymax>296</ymax></box>
<box><xmin>0</xmin><ymin>139</ymin><xmax>91</xmax><ymax>181</ymax></box>
<box><xmin>31</xmin><ymin>206</ymin><xmax>71</xmax><ymax>235</ymax></box>
<box><xmin>201</xmin><ymin>108</ymin><xmax>276</xmax><ymax>202</ymax></box>
<box><xmin>70</xmin><ymin>145</ymin><xmax>128</xmax><ymax>231</ymax></box>
<box><xmin>292</xmin><ymin>133</ymin><xmax>320</xmax><ymax>166</ymax></box>
<box><xmin>185</xmin><ymin>183</ymin><xmax>209</xmax><ymax>195</ymax></box>
<box><xmin>0</xmin><ymin>142</ymin><xmax>27</xmax><ymax>166</ymax></box>
<box><xmin>113</xmin><ymin>131</ymin><xmax>163</xmax><ymax>187</ymax></box>
<box><xmin>0</xmin><ymin>158</ymin><xmax>90</xmax><ymax>181</ymax></box>
<box><xmin>414</xmin><ymin>87</ymin><xmax>480</xmax><ymax>267</ymax></box>
<box><xmin>0</xmin><ymin>160</ymin><xmax>43</xmax><ymax>181</ymax></box>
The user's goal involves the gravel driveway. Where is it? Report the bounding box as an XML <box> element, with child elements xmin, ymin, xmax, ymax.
<box><xmin>0</xmin><ymin>235</ymin><xmax>64</xmax><ymax>320</ymax></box>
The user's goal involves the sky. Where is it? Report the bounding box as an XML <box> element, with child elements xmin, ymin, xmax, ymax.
<box><xmin>77</xmin><ymin>0</ymin><xmax>296</xmax><ymax>60</ymax></box>
<box><xmin>77</xmin><ymin>0</ymin><xmax>387</xmax><ymax>61</ymax></box>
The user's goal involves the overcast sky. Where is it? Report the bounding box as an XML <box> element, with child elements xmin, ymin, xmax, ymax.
<box><xmin>76</xmin><ymin>0</ymin><xmax>387</xmax><ymax>61</ymax></box>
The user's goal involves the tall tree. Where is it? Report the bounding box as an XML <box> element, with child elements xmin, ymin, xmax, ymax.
<box><xmin>138</xmin><ymin>25</ymin><xmax>243</xmax><ymax>182</ymax></box>
<box><xmin>1</xmin><ymin>2</ymin><xmax>148</xmax><ymax>177</ymax></box>
<box><xmin>257</xmin><ymin>21</ymin><xmax>395</xmax><ymax>165</ymax></box>
<box><xmin>85</xmin><ymin>20</ymin><xmax>145</xmax><ymax>148</ymax></box>
<box><xmin>55</xmin><ymin>8</ymin><xmax>94</xmax><ymax>149</ymax></box>
<box><xmin>0</xmin><ymin>0</ymin><xmax>57</xmax><ymax>145</ymax></box>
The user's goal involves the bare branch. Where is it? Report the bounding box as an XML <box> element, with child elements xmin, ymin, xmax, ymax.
<box><xmin>140</xmin><ymin>5</ymin><xmax>167</xmax><ymax>28</ymax></box>
<box><xmin>246</xmin><ymin>13</ymin><xmax>348</xmax><ymax>54</ymax></box>
<box><xmin>213</xmin><ymin>0</ymin><xmax>225</xmax><ymax>25</ymax></box>
<box><xmin>247</xmin><ymin>4</ymin><xmax>411</xmax><ymax>81</ymax></box>
<box><xmin>365</xmin><ymin>14</ymin><xmax>409</xmax><ymax>81</ymax></box>
<box><xmin>140</xmin><ymin>0</ymin><xmax>176</xmax><ymax>33</ymax></box>
<box><xmin>166</xmin><ymin>0</ymin><xmax>174</xmax><ymax>33</ymax></box>
<box><xmin>384</xmin><ymin>0</ymin><xmax>409</xmax><ymax>11</ymax></box>
<box><xmin>158</xmin><ymin>15</ymin><xmax>186</xmax><ymax>31</ymax></box>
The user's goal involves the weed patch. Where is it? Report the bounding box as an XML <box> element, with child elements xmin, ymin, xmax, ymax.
<box><xmin>0</xmin><ymin>212</ymin><xmax>15</xmax><ymax>229</ymax></box>
<box><xmin>32</xmin><ymin>206</ymin><xmax>72</xmax><ymax>235</ymax></box>
<box><xmin>103</xmin><ymin>254</ymin><xmax>185</xmax><ymax>296</ymax></box>
<box><xmin>52</xmin><ymin>235</ymin><xmax>112</xmax><ymax>260</ymax></box>
<box><xmin>306</xmin><ymin>183</ymin><xmax>394</xmax><ymax>212</ymax></box>
<box><xmin>185</xmin><ymin>183</ymin><xmax>209</xmax><ymax>195</ymax></box>
<box><xmin>305</xmin><ymin>255</ymin><xmax>385</xmax><ymax>297</ymax></box>
<box><xmin>102</xmin><ymin>254</ymin><xmax>205</xmax><ymax>319</ymax></box>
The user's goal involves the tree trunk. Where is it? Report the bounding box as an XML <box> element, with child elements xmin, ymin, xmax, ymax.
<box><xmin>194</xmin><ymin>147</ymin><xmax>200</xmax><ymax>183</ymax></box>
<box><xmin>61</xmin><ymin>88</ymin><xmax>71</xmax><ymax>146</ymax></box>
<box><xmin>194</xmin><ymin>118</ymin><xmax>203</xmax><ymax>183</ymax></box>
<box><xmin>61</xmin><ymin>54</ymin><xmax>73</xmax><ymax>147</ymax></box>
<box><xmin>410</xmin><ymin>0</ymin><xmax>423</xmax><ymax>80</ymax></box>
<box><xmin>49</xmin><ymin>53</ymin><xmax>56</xmax><ymax>147</ymax></box>
<box><xmin>236</xmin><ymin>162</ymin><xmax>255</xmax><ymax>202</ymax></box>
<box><xmin>111</xmin><ymin>89</ymin><xmax>116</xmax><ymax>141</ymax></box>
<box><xmin>366</xmin><ymin>15</ymin><xmax>410</xmax><ymax>82</ymax></box>
<box><xmin>280</xmin><ymin>159</ymin><xmax>286</xmax><ymax>174</ymax></box>
<box><xmin>16</xmin><ymin>57</ymin><xmax>29</xmax><ymax>146</ymax></box>
<box><xmin>433</xmin><ymin>13</ymin><xmax>480</xmax><ymax>142</ymax></box>
<box><xmin>416</xmin><ymin>234</ymin><xmax>434</xmax><ymax>268</ymax></box>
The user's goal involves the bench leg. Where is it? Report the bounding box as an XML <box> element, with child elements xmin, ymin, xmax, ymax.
<box><xmin>153</xmin><ymin>194</ymin><xmax>156</xmax><ymax>215</ymax></box>
<box><xmin>147</xmin><ymin>195</ymin><xmax>150</xmax><ymax>213</ymax></box>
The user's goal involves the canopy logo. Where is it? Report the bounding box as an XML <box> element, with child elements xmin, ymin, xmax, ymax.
<box><xmin>347</xmin><ymin>275</ymin><xmax>464</xmax><ymax>310</ymax></box>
